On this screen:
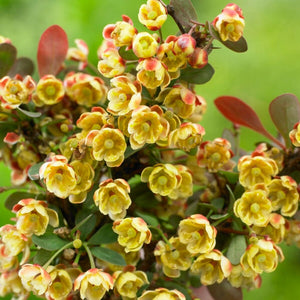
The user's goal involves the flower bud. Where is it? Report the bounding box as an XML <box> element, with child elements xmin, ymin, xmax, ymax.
<box><xmin>188</xmin><ymin>48</ymin><xmax>208</xmax><ymax>69</ymax></box>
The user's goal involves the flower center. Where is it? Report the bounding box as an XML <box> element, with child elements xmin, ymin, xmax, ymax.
<box><xmin>104</xmin><ymin>139</ymin><xmax>114</xmax><ymax>149</ymax></box>
<box><xmin>251</xmin><ymin>167</ymin><xmax>261</xmax><ymax>176</ymax></box>
<box><xmin>45</xmin><ymin>85</ymin><xmax>56</xmax><ymax>96</ymax></box>
<box><xmin>211</xmin><ymin>152</ymin><xmax>221</xmax><ymax>162</ymax></box>
<box><xmin>158</xmin><ymin>175</ymin><xmax>167</xmax><ymax>185</ymax></box>
<box><xmin>142</xmin><ymin>122</ymin><xmax>151</xmax><ymax>132</ymax></box>
<box><xmin>9</xmin><ymin>83</ymin><xmax>19</xmax><ymax>94</ymax></box>
<box><xmin>171</xmin><ymin>250</ymin><xmax>180</xmax><ymax>259</ymax></box>
<box><xmin>119</xmin><ymin>93</ymin><xmax>127</xmax><ymax>101</ymax></box>
<box><xmin>250</xmin><ymin>203</ymin><xmax>260</xmax><ymax>213</ymax></box>
<box><xmin>257</xmin><ymin>254</ymin><xmax>266</xmax><ymax>263</ymax></box>
<box><xmin>127</xmin><ymin>228</ymin><xmax>137</xmax><ymax>238</ymax></box>
<box><xmin>52</xmin><ymin>282</ymin><xmax>63</xmax><ymax>291</ymax></box>
<box><xmin>147</xmin><ymin>11</ymin><xmax>157</xmax><ymax>20</ymax></box>
<box><xmin>109</xmin><ymin>195</ymin><xmax>119</xmax><ymax>205</ymax></box>
<box><xmin>226</xmin><ymin>23</ymin><xmax>235</xmax><ymax>32</ymax></box>
<box><xmin>277</xmin><ymin>190</ymin><xmax>286</xmax><ymax>200</ymax></box>
<box><xmin>55</xmin><ymin>173</ymin><xmax>63</xmax><ymax>181</ymax></box>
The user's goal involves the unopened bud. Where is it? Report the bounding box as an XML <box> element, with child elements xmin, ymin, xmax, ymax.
<box><xmin>188</xmin><ymin>48</ymin><xmax>208</xmax><ymax>69</ymax></box>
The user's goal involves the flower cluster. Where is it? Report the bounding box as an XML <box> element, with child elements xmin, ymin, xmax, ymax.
<box><xmin>0</xmin><ymin>0</ymin><xmax>299</xmax><ymax>300</ymax></box>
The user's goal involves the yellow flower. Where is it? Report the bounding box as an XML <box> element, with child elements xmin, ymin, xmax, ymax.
<box><xmin>46</xmin><ymin>266</ymin><xmax>73</xmax><ymax>300</ymax></box>
<box><xmin>33</xmin><ymin>75</ymin><xmax>64</xmax><ymax>106</ymax></box>
<box><xmin>107</xmin><ymin>75</ymin><xmax>142</xmax><ymax>116</ymax></box>
<box><xmin>252</xmin><ymin>213</ymin><xmax>286</xmax><ymax>244</ymax></box>
<box><xmin>228</xmin><ymin>264</ymin><xmax>262</xmax><ymax>291</ymax></box>
<box><xmin>113</xmin><ymin>217</ymin><xmax>152</xmax><ymax>253</ymax></box>
<box><xmin>138</xmin><ymin>0</ymin><xmax>167</xmax><ymax>31</ymax></box>
<box><xmin>132</xmin><ymin>32</ymin><xmax>158</xmax><ymax>58</ymax></box>
<box><xmin>74</xmin><ymin>268</ymin><xmax>114</xmax><ymax>300</ymax></box>
<box><xmin>267</xmin><ymin>176</ymin><xmax>299</xmax><ymax>217</ymax></box>
<box><xmin>77</xmin><ymin>107</ymin><xmax>114</xmax><ymax>134</ymax></box>
<box><xmin>285</xmin><ymin>220</ymin><xmax>300</xmax><ymax>247</ymax></box>
<box><xmin>197</xmin><ymin>138</ymin><xmax>233</xmax><ymax>172</ymax></box>
<box><xmin>64</xmin><ymin>72</ymin><xmax>107</xmax><ymax>107</ymax></box>
<box><xmin>39</xmin><ymin>155</ymin><xmax>77</xmax><ymax>199</ymax></box>
<box><xmin>87</xmin><ymin>127</ymin><xmax>126</xmax><ymax>167</ymax></box>
<box><xmin>157</xmin><ymin>37</ymin><xmax>187</xmax><ymax>76</ymax></box>
<box><xmin>94</xmin><ymin>178</ymin><xmax>131</xmax><ymax>220</ymax></box>
<box><xmin>0</xmin><ymin>270</ymin><xmax>28</xmax><ymax>299</ymax></box>
<box><xmin>141</xmin><ymin>163</ymin><xmax>181</xmax><ymax>198</ymax></box>
<box><xmin>113</xmin><ymin>268</ymin><xmax>149</xmax><ymax>299</ymax></box>
<box><xmin>0</xmin><ymin>75</ymin><xmax>35</xmax><ymax>109</ymax></box>
<box><xmin>0</xmin><ymin>244</ymin><xmax>18</xmax><ymax>272</ymax></box>
<box><xmin>240</xmin><ymin>238</ymin><xmax>283</xmax><ymax>276</ymax></box>
<box><xmin>212</xmin><ymin>4</ymin><xmax>245</xmax><ymax>42</ymax></box>
<box><xmin>128</xmin><ymin>105</ymin><xmax>169</xmax><ymax>150</ymax></box>
<box><xmin>67</xmin><ymin>39</ymin><xmax>89</xmax><ymax>70</ymax></box>
<box><xmin>289</xmin><ymin>121</ymin><xmax>300</xmax><ymax>146</ymax></box>
<box><xmin>0</xmin><ymin>224</ymin><xmax>31</xmax><ymax>259</ymax></box>
<box><xmin>238</xmin><ymin>155</ymin><xmax>278</xmax><ymax>188</ymax></box>
<box><xmin>169</xmin><ymin>122</ymin><xmax>205</xmax><ymax>152</ymax></box>
<box><xmin>178</xmin><ymin>214</ymin><xmax>217</xmax><ymax>255</ymax></box>
<box><xmin>12</xmin><ymin>198</ymin><xmax>59</xmax><ymax>236</ymax></box>
<box><xmin>170</xmin><ymin>165</ymin><xmax>193</xmax><ymax>199</ymax></box>
<box><xmin>154</xmin><ymin>237</ymin><xmax>192</xmax><ymax>278</ymax></box>
<box><xmin>191</xmin><ymin>249</ymin><xmax>232</xmax><ymax>285</ymax></box>
<box><xmin>103</xmin><ymin>16</ymin><xmax>137</xmax><ymax>47</ymax></box>
<box><xmin>98</xmin><ymin>48</ymin><xmax>126</xmax><ymax>78</ymax></box>
<box><xmin>69</xmin><ymin>160</ymin><xmax>95</xmax><ymax>204</ymax></box>
<box><xmin>19</xmin><ymin>264</ymin><xmax>52</xmax><ymax>296</ymax></box>
<box><xmin>138</xmin><ymin>288</ymin><xmax>186</xmax><ymax>300</ymax></box>
<box><xmin>233</xmin><ymin>189</ymin><xmax>272</xmax><ymax>226</ymax></box>
<box><xmin>162</xmin><ymin>85</ymin><xmax>196</xmax><ymax>119</ymax></box>
<box><xmin>136</xmin><ymin>57</ymin><xmax>170</xmax><ymax>90</ymax></box>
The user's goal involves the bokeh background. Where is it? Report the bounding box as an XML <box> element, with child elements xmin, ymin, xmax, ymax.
<box><xmin>0</xmin><ymin>0</ymin><xmax>299</xmax><ymax>299</ymax></box>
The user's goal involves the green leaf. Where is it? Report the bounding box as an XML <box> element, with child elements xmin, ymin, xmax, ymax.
<box><xmin>8</xmin><ymin>57</ymin><xmax>35</xmax><ymax>77</ymax></box>
<box><xmin>209</xmin><ymin>23</ymin><xmax>247</xmax><ymax>53</ymax></box>
<box><xmin>211</xmin><ymin>197</ymin><xmax>225</xmax><ymax>212</ymax></box>
<box><xmin>269</xmin><ymin>93</ymin><xmax>300</xmax><ymax>148</ymax></box>
<box><xmin>118</xmin><ymin>46</ymin><xmax>138</xmax><ymax>61</ymax></box>
<box><xmin>28</xmin><ymin>162</ymin><xmax>44</xmax><ymax>180</ymax></box>
<box><xmin>169</xmin><ymin>0</ymin><xmax>198</xmax><ymax>32</ymax></box>
<box><xmin>208</xmin><ymin>280</ymin><xmax>243</xmax><ymax>300</ymax></box>
<box><xmin>17</xmin><ymin>107</ymin><xmax>42</xmax><ymax>118</ymax></box>
<box><xmin>0</xmin><ymin>43</ymin><xmax>17</xmax><ymax>77</ymax></box>
<box><xmin>210</xmin><ymin>213</ymin><xmax>230</xmax><ymax>220</ymax></box>
<box><xmin>128</xmin><ymin>174</ymin><xmax>142</xmax><ymax>189</ymax></box>
<box><xmin>135</xmin><ymin>211</ymin><xmax>160</xmax><ymax>227</ymax></box>
<box><xmin>133</xmin><ymin>188</ymin><xmax>160</xmax><ymax>209</ymax></box>
<box><xmin>33</xmin><ymin>249</ymin><xmax>53</xmax><ymax>265</ymax></box>
<box><xmin>226</xmin><ymin>235</ymin><xmax>247</xmax><ymax>265</ymax></box>
<box><xmin>226</xmin><ymin>184</ymin><xmax>236</xmax><ymax>213</ymax></box>
<box><xmin>32</xmin><ymin>232</ymin><xmax>69</xmax><ymax>251</ymax></box>
<box><xmin>5</xmin><ymin>191</ymin><xmax>38</xmax><ymax>210</ymax></box>
<box><xmin>218</xmin><ymin>170</ymin><xmax>239</xmax><ymax>184</ymax></box>
<box><xmin>88</xmin><ymin>223</ymin><xmax>118</xmax><ymax>245</ymax></box>
<box><xmin>180</xmin><ymin>64</ymin><xmax>214</xmax><ymax>84</ymax></box>
<box><xmin>91</xmin><ymin>246</ymin><xmax>126</xmax><ymax>266</ymax></box>
<box><xmin>75</xmin><ymin>210</ymin><xmax>97</xmax><ymax>240</ymax></box>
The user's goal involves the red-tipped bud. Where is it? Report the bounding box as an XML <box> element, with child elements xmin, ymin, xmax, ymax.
<box><xmin>188</xmin><ymin>48</ymin><xmax>208</xmax><ymax>69</ymax></box>
<box><xmin>174</xmin><ymin>34</ymin><xmax>196</xmax><ymax>56</ymax></box>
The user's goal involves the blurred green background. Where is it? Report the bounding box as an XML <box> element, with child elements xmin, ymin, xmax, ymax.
<box><xmin>0</xmin><ymin>0</ymin><xmax>299</xmax><ymax>299</ymax></box>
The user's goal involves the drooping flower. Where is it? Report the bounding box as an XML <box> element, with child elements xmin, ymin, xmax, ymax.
<box><xmin>212</xmin><ymin>3</ymin><xmax>245</xmax><ymax>42</ymax></box>
<box><xmin>141</xmin><ymin>163</ymin><xmax>182</xmax><ymax>198</ymax></box>
<box><xmin>178</xmin><ymin>214</ymin><xmax>217</xmax><ymax>255</ymax></box>
<box><xmin>0</xmin><ymin>270</ymin><xmax>28</xmax><ymax>299</ymax></box>
<box><xmin>191</xmin><ymin>249</ymin><xmax>232</xmax><ymax>285</ymax></box>
<box><xmin>0</xmin><ymin>75</ymin><xmax>35</xmax><ymax>109</ymax></box>
<box><xmin>113</xmin><ymin>217</ymin><xmax>151</xmax><ymax>253</ymax></box>
<box><xmin>39</xmin><ymin>155</ymin><xmax>77</xmax><ymax>199</ymax></box>
<box><xmin>267</xmin><ymin>176</ymin><xmax>299</xmax><ymax>217</ymax></box>
<box><xmin>138</xmin><ymin>0</ymin><xmax>168</xmax><ymax>31</ymax></box>
<box><xmin>233</xmin><ymin>189</ymin><xmax>272</xmax><ymax>226</ymax></box>
<box><xmin>67</xmin><ymin>39</ymin><xmax>89</xmax><ymax>70</ymax></box>
<box><xmin>132</xmin><ymin>32</ymin><xmax>158</xmax><ymax>58</ymax></box>
<box><xmin>19</xmin><ymin>264</ymin><xmax>52</xmax><ymax>296</ymax></box>
<box><xmin>113</xmin><ymin>268</ymin><xmax>149</xmax><ymax>299</ymax></box>
<box><xmin>13</xmin><ymin>199</ymin><xmax>59</xmax><ymax>236</ymax></box>
<box><xmin>74</xmin><ymin>268</ymin><xmax>114</xmax><ymax>300</ymax></box>
<box><xmin>154</xmin><ymin>237</ymin><xmax>192</xmax><ymax>278</ymax></box>
<box><xmin>138</xmin><ymin>288</ymin><xmax>186</xmax><ymax>300</ymax></box>
<box><xmin>289</xmin><ymin>121</ymin><xmax>300</xmax><ymax>147</ymax></box>
<box><xmin>94</xmin><ymin>178</ymin><xmax>131</xmax><ymax>220</ymax></box>
<box><xmin>107</xmin><ymin>75</ymin><xmax>142</xmax><ymax>116</ymax></box>
<box><xmin>128</xmin><ymin>105</ymin><xmax>169</xmax><ymax>150</ymax></box>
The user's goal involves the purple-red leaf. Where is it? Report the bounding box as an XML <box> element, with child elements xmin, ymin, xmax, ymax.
<box><xmin>215</xmin><ymin>96</ymin><xmax>285</xmax><ymax>149</ymax></box>
<box><xmin>0</xmin><ymin>43</ymin><xmax>17</xmax><ymax>77</ymax></box>
<box><xmin>269</xmin><ymin>93</ymin><xmax>300</xmax><ymax>148</ymax></box>
<box><xmin>37</xmin><ymin>25</ymin><xmax>68</xmax><ymax>77</ymax></box>
<box><xmin>208</xmin><ymin>280</ymin><xmax>243</xmax><ymax>300</ymax></box>
<box><xmin>8</xmin><ymin>57</ymin><xmax>34</xmax><ymax>77</ymax></box>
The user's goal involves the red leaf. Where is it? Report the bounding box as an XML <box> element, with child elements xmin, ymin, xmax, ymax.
<box><xmin>37</xmin><ymin>25</ymin><xmax>68</xmax><ymax>77</ymax></box>
<box><xmin>215</xmin><ymin>96</ymin><xmax>285</xmax><ymax>149</ymax></box>
<box><xmin>269</xmin><ymin>93</ymin><xmax>300</xmax><ymax>148</ymax></box>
